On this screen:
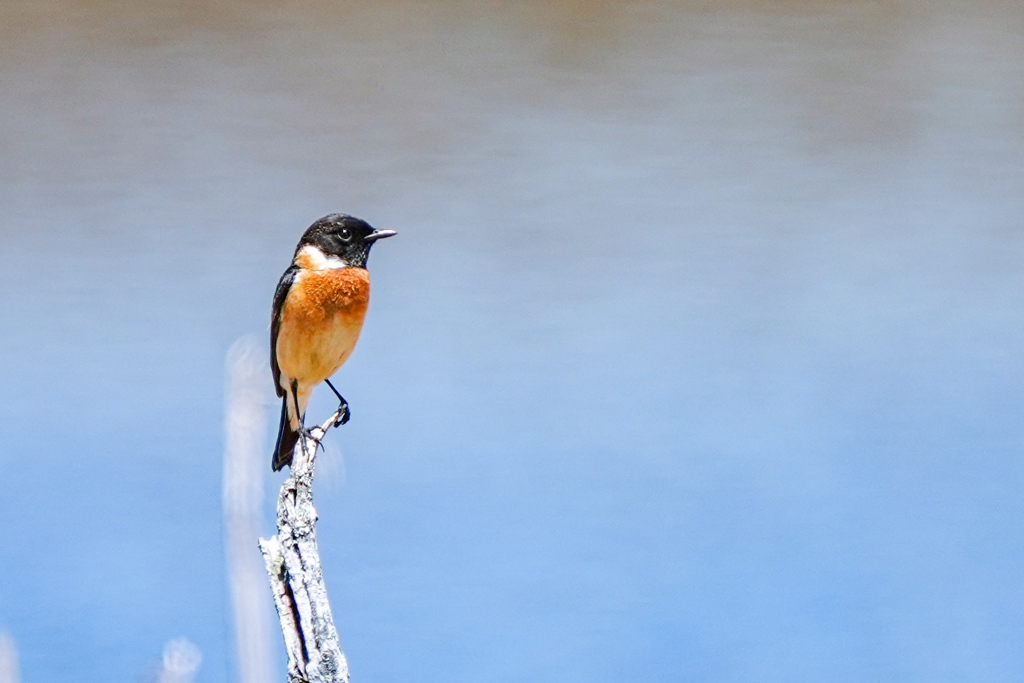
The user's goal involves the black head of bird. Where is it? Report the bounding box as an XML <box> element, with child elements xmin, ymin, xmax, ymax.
<box><xmin>296</xmin><ymin>213</ymin><xmax>397</xmax><ymax>269</ymax></box>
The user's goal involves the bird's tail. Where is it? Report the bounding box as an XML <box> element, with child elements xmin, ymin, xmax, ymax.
<box><xmin>273</xmin><ymin>398</ymin><xmax>300</xmax><ymax>471</ymax></box>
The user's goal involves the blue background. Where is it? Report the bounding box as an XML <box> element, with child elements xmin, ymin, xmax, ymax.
<box><xmin>1</xmin><ymin>1</ymin><xmax>1023</xmax><ymax>681</ymax></box>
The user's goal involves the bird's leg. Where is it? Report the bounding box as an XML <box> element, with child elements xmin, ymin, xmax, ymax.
<box><xmin>299</xmin><ymin>426</ymin><xmax>322</xmax><ymax>454</ymax></box>
<box><xmin>292</xmin><ymin>380</ymin><xmax>322</xmax><ymax>453</ymax></box>
<box><xmin>324</xmin><ymin>378</ymin><xmax>351</xmax><ymax>427</ymax></box>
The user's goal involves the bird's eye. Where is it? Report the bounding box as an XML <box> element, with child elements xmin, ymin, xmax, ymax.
<box><xmin>340</xmin><ymin>228</ymin><xmax>352</xmax><ymax>241</ymax></box>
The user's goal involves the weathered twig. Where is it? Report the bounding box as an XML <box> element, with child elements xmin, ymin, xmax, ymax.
<box><xmin>259</xmin><ymin>409</ymin><xmax>349</xmax><ymax>683</ymax></box>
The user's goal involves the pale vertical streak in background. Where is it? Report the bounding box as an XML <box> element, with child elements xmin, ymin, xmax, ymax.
<box><xmin>0</xmin><ymin>632</ymin><xmax>20</xmax><ymax>683</ymax></box>
<box><xmin>224</xmin><ymin>336</ymin><xmax>275</xmax><ymax>683</ymax></box>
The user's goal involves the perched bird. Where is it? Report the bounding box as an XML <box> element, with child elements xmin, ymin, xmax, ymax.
<box><xmin>270</xmin><ymin>213</ymin><xmax>396</xmax><ymax>471</ymax></box>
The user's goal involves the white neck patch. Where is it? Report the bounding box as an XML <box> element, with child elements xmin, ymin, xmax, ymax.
<box><xmin>296</xmin><ymin>245</ymin><xmax>349</xmax><ymax>270</ymax></box>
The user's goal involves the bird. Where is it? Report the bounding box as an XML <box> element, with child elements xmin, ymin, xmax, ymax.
<box><xmin>270</xmin><ymin>213</ymin><xmax>396</xmax><ymax>471</ymax></box>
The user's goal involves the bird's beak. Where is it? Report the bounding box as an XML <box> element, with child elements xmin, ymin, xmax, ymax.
<box><xmin>364</xmin><ymin>229</ymin><xmax>397</xmax><ymax>243</ymax></box>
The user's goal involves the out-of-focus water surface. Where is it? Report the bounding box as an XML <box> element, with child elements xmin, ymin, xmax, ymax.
<box><xmin>2</xmin><ymin>1</ymin><xmax>1023</xmax><ymax>681</ymax></box>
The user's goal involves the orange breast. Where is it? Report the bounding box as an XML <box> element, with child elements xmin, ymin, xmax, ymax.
<box><xmin>276</xmin><ymin>266</ymin><xmax>370</xmax><ymax>387</ymax></box>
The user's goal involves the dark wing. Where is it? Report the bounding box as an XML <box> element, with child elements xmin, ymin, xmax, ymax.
<box><xmin>270</xmin><ymin>265</ymin><xmax>299</xmax><ymax>398</ymax></box>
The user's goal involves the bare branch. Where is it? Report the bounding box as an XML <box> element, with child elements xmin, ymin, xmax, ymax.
<box><xmin>261</xmin><ymin>408</ymin><xmax>349</xmax><ymax>683</ymax></box>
